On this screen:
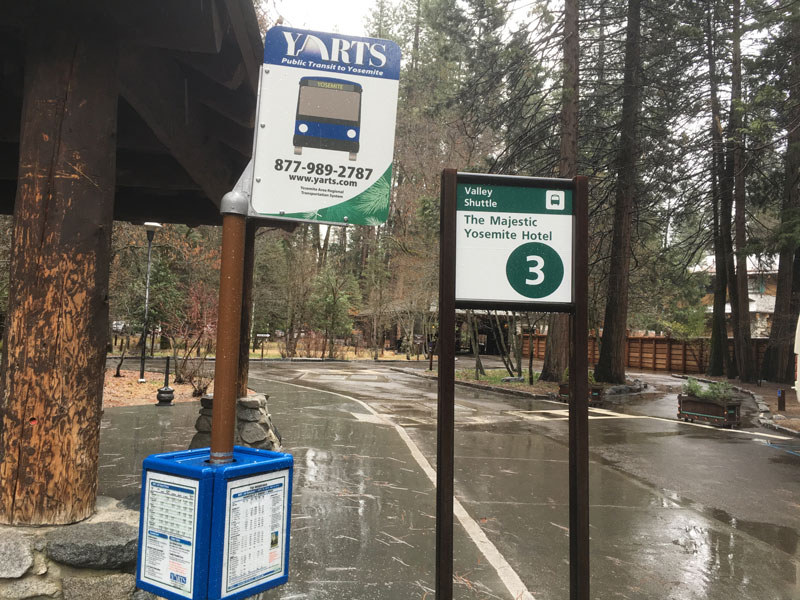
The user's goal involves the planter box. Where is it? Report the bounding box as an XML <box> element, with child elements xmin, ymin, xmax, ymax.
<box><xmin>557</xmin><ymin>383</ymin><xmax>604</xmax><ymax>406</ymax></box>
<box><xmin>589</xmin><ymin>385</ymin><xmax>604</xmax><ymax>407</ymax></box>
<box><xmin>677</xmin><ymin>393</ymin><xmax>741</xmax><ymax>428</ymax></box>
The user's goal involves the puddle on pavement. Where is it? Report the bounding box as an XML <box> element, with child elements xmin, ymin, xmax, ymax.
<box><xmin>705</xmin><ymin>506</ymin><xmax>800</xmax><ymax>556</ymax></box>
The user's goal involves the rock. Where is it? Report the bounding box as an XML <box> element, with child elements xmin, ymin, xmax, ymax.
<box><xmin>200</xmin><ymin>395</ymin><xmax>214</xmax><ymax>409</ymax></box>
<box><xmin>0</xmin><ymin>577</ymin><xmax>60</xmax><ymax>599</ymax></box>
<box><xmin>132</xmin><ymin>589</ymin><xmax>160</xmax><ymax>600</ymax></box>
<box><xmin>266</xmin><ymin>415</ymin><xmax>282</xmax><ymax>445</ymax></box>
<box><xmin>501</xmin><ymin>376</ymin><xmax>525</xmax><ymax>383</ymax></box>
<box><xmin>774</xmin><ymin>414</ymin><xmax>787</xmax><ymax>421</ymax></box>
<box><xmin>0</xmin><ymin>532</ymin><xmax>33</xmax><ymax>578</ymax></box>
<box><xmin>189</xmin><ymin>432</ymin><xmax>211</xmax><ymax>450</ymax></box>
<box><xmin>194</xmin><ymin>415</ymin><xmax>212</xmax><ymax>433</ymax></box>
<box><xmin>45</xmin><ymin>521</ymin><xmax>138</xmax><ymax>570</ymax></box>
<box><xmin>237</xmin><ymin>397</ymin><xmax>264</xmax><ymax>409</ymax></box>
<box><xmin>63</xmin><ymin>574</ymin><xmax>136</xmax><ymax>600</ymax></box>
<box><xmin>30</xmin><ymin>554</ymin><xmax>48</xmax><ymax>576</ymax></box>
<box><xmin>239</xmin><ymin>422</ymin><xmax>267</xmax><ymax>444</ymax></box>
<box><xmin>250</xmin><ymin>438</ymin><xmax>279</xmax><ymax>450</ymax></box>
<box><xmin>237</xmin><ymin>408</ymin><xmax>263</xmax><ymax>422</ymax></box>
<box><xmin>199</xmin><ymin>408</ymin><xmax>213</xmax><ymax>417</ymax></box>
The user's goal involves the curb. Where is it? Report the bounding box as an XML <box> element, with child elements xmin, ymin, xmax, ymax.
<box><xmin>389</xmin><ymin>367</ymin><xmax>554</xmax><ymax>400</ymax></box>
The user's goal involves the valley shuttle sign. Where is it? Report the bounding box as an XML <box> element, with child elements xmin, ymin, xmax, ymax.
<box><xmin>436</xmin><ymin>170</ymin><xmax>589</xmax><ymax>600</ymax></box>
<box><xmin>454</xmin><ymin>173</ymin><xmax>574</xmax><ymax>307</ymax></box>
<box><xmin>250</xmin><ymin>26</ymin><xmax>401</xmax><ymax>226</ymax></box>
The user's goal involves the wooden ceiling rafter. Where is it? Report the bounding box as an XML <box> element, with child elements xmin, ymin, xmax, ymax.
<box><xmin>0</xmin><ymin>0</ymin><xmax>266</xmax><ymax>225</ymax></box>
<box><xmin>119</xmin><ymin>45</ymin><xmax>239</xmax><ymax>207</ymax></box>
<box><xmin>173</xmin><ymin>37</ymin><xmax>248</xmax><ymax>92</ymax></box>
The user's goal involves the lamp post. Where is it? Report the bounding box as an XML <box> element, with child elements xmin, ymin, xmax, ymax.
<box><xmin>139</xmin><ymin>222</ymin><xmax>162</xmax><ymax>383</ymax></box>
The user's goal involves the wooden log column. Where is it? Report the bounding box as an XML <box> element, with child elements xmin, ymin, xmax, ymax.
<box><xmin>0</xmin><ymin>18</ymin><xmax>118</xmax><ymax>525</ymax></box>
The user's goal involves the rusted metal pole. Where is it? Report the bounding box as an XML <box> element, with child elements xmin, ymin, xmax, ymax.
<box><xmin>209</xmin><ymin>192</ymin><xmax>249</xmax><ymax>464</ymax></box>
<box><xmin>436</xmin><ymin>168</ymin><xmax>458</xmax><ymax>600</ymax></box>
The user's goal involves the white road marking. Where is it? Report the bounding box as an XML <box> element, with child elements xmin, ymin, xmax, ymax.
<box><xmin>510</xmin><ymin>406</ymin><xmax>792</xmax><ymax>441</ymax></box>
<box><xmin>646</xmin><ymin>415</ymin><xmax>792</xmax><ymax>440</ymax></box>
<box><xmin>351</xmin><ymin>412</ymin><xmax>387</xmax><ymax>424</ymax></box>
<box><xmin>257</xmin><ymin>376</ymin><xmax>535</xmax><ymax>600</ymax></box>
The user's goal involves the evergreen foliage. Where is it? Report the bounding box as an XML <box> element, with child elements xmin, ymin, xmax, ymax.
<box><xmin>97</xmin><ymin>1</ymin><xmax>800</xmax><ymax>376</ymax></box>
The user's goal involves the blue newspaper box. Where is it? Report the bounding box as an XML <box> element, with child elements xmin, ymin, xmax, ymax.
<box><xmin>136</xmin><ymin>446</ymin><xmax>293</xmax><ymax>600</ymax></box>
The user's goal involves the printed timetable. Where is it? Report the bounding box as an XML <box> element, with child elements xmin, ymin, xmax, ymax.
<box><xmin>220</xmin><ymin>470</ymin><xmax>290</xmax><ymax>597</ymax></box>
<box><xmin>140</xmin><ymin>472</ymin><xmax>199</xmax><ymax>598</ymax></box>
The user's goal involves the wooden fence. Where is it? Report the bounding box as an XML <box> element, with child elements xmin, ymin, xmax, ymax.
<box><xmin>522</xmin><ymin>334</ymin><xmax>769</xmax><ymax>375</ymax></box>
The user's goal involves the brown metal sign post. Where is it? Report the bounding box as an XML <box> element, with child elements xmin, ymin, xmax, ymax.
<box><xmin>569</xmin><ymin>175</ymin><xmax>590</xmax><ymax>600</ymax></box>
<box><xmin>209</xmin><ymin>191</ymin><xmax>250</xmax><ymax>465</ymax></box>
<box><xmin>436</xmin><ymin>170</ymin><xmax>458</xmax><ymax>599</ymax></box>
<box><xmin>437</xmin><ymin>170</ymin><xmax>589</xmax><ymax>600</ymax></box>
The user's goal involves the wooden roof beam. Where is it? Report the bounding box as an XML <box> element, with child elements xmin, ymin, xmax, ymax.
<box><xmin>173</xmin><ymin>37</ymin><xmax>247</xmax><ymax>91</ymax></box>
<box><xmin>200</xmin><ymin>106</ymin><xmax>254</xmax><ymax>158</ymax></box>
<box><xmin>116</xmin><ymin>99</ymin><xmax>169</xmax><ymax>154</ymax></box>
<box><xmin>101</xmin><ymin>0</ymin><xmax>225</xmax><ymax>54</ymax></box>
<box><xmin>192</xmin><ymin>75</ymin><xmax>256</xmax><ymax>129</ymax></box>
<box><xmin>120</xmin><ymin>46</ymin><xmax>236</xmax><ymax>206</ymax></box>
<box><xmin>116</xmin><ymin>151</ymin><xmax>201</xmax><ymax>191</ymax></box>
<box><xmin>113</xmin><ymin>189</ymin><xmax>296</xmax><ymax>231</ymax></box>
<box><xmin>114</xmin><ymin>189</ymin><xmax>221</xmax><ymax>226</ymax></box>
<box><xmin>226</xmin><ymin>0</ymin><xmax>264</xmax><ymax>93</ymax></box>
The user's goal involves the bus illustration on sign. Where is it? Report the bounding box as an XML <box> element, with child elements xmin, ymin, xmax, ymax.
<box><xmin>294</xmin><ymin>77</ymin><xmax>362</xmax><ymax>161</ymax></box>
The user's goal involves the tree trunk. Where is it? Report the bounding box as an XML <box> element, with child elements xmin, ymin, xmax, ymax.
<box><xmin>0</xmin><ymin>20</ymin><xmax>118</xmax><ymax>525</ymax></box>
<box><xmin>513</xmin><ymin>313</ymin><xmax>523</xmax><ymax>378</ymax></box>
<box><xmin>705</xmin><ymin>0</ymin><xmax>732</xmax><ymax>377</ymax></box>
<box><xmin>730</xmin><ymin>0</ymin><xmax>755</xmax><ymax>382</ymax></box>
<box><xmin>595</xmin><ymin>0</ymin><xmax>642</xmax><ymax>384</ymax></box>
<box><xmin>526</xmin><ymin>314</ymin><xmax>536</xmax><ymax>385</ymax></box>
<box><xmin>541</xmin><ymin>0</ymin><xmax>579</xmax><ymax>383</ymax></box>
<box><xmin>467</xmin><ymin>311</ymin><xmax>486</xmax><ymax>378</ymax></box>
<box><xmin>492</xmin><ymin>312</ymin><xmax>514</xmax><ymax>376</ymax></box>
<box><xmin>372</xmin><ymin>313</ymin><xmax>380</xmax><ymax>360</ymax></box>
<box><xmin>115</xmin><ymin>345</ymin><xmax>127</xmax><ymax>378</ymax></box>
<box><xmin>720</xmin><ymin>159</ymin><xmax>739</xmax><ymax>380</ymax></box>
<box><xmin>762</xmin><ymin>5</ymin><xmax>800</xmax><ymax>383</ymax></box>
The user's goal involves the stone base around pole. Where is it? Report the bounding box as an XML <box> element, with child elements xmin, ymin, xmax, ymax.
<box><xmin>189</xmin><ymin>394</ymin><xmax>282</xmax><ymax>451</ymax></box>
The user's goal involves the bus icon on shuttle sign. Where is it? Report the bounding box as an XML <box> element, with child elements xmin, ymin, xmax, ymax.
<box><xmin>547</xmin><ymin>191</ymin><xmax>565</xmax><ymax>210</ymax></box>
<box><xmin>250</xmin><ymin>27</ymin><xmax>401</xmax><ymax>226</ymax></box>
<box><xmin>293</xmin><ymin>77</ymin><xmax>362</xmax><ymax>160</ymax></box>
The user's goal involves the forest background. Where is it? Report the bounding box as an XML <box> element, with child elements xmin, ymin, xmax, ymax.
<box><xmin>2</xmin><ymin>0</ymin><xmax>795</xmax><ymax>386</ymax></box>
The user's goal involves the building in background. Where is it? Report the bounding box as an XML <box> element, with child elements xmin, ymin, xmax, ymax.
<box><xmin>692</xmin><ymin>255</ymin><xmax>779</xmax><ymax>337</ymax></box>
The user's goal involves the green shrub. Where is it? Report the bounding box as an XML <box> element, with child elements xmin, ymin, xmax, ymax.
<box><xmin>683</xmin><ymin>378</ymin><xmax>702</xmax><ymax>396</ymax></box>
<box><xmin>563</xmin><ymin>367</ymin><xmax>597</xmax><ymax>384</ymax></box>
<box><xmin>703</xmin><ymin>381</ymin><xmax>733</xmax><ymax>401</ymax></box>
<box><xmin>682</xmin><ymin>377</ymin><xmax>732</xmax><ymax>401</ymax></box>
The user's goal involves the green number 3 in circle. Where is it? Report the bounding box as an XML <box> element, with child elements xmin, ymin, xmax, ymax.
<box><xmin>506</xmin><ymin>242</ymin><xmax>564</xmax><ymax>299</ymax></box>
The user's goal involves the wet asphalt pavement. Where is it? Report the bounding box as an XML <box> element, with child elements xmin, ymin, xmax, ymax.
<box><xmin>99</xmin><ymin>360</ymin><xmax>800</xmax><ymax>599</ymax></box>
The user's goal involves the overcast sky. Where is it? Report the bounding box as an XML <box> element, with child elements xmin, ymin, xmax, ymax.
<box><xmin>266</xmin><ymin>0</ymin><xmax>374</xmax><ymax>37</ymax></box>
